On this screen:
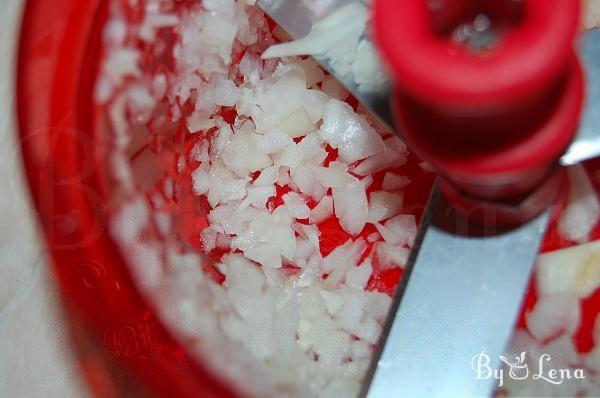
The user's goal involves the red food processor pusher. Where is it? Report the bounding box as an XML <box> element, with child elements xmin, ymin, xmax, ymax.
<box><xmin>364</xmin><ymin>1</ymin><xmax>590</xmax><ymax>396</ymax></box>
<box><xmin>377</xmin><ymin>0</ymin><xmax>583</xmax><ymax>225</ymax></box>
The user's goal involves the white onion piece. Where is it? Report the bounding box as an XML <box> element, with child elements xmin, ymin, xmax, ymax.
<box><xmin>232</xmin><ymin>212</ymin><xmax>297</xmax><ymax>268</ymax></box>
<box><xmin>216</xmin><ymin>233</ymin><xmax>232</xmax><ymax>250</ymax></box>
<box><xmin>111</xmin><ymin>196</ymin><xmax>149</xmax><ymax>242</ymax></box>
<box><xmin>558</xmin><ymin>165</ymin><xmax>600</xmax><ymax>244</ymax></box>
<box><xmin>103</xmin><ymin>18</ymin><xmax>127</xmax><ymax>46</ymax></box>
<box><xmin>222</xmin><ymin>130</ymin><xmax>272</xmax><ymax>177</ymax></box>
<box><xmin>382</xmin><ymin>172</ymin><xmax>411</xmax><ymax>191</ymax></box>
<box><xmin>241</xmin><ymin>185</ymin><xmax>276</xmax><ymax>210</ymax></box>
<box><xmin>322</xmin><ymin>239</ymin><xmax>364</xmax><ymax>272</ymax></box>
<box><xmin>375</xmin><ymin>215</ymin><xmax>417</xmax><ymax>247</ymax></box>
<box><xmin>537</xmin><ymin>239</ymin><xmax>600</xmax><ymax>299</ymax></box>
<box><xmin>368</xmin><ymin>191</ymin><xmax>404</xmax><ymax>223</ymax></box>
<box><xmin>206</xmin><ymin>168</ymin><xmax>250</xmax><ymax>207</ymax></box>
<box><xmin>385</xmin><ymin>135</ymin><xmax>408</xmax><ymax>153</ymax></box>
<box><xmin>277</xmin><ymin>168</ymin><xmax>292</xmax><ymax>187</ymax></box>
<box><xmin>311</xmin><ymin>320</ymin><xmax>352</xmax><ymax>366</ymax></box>
<box><xmin>333</xmin><ymin>176</ymin><xmax>369</xmax><ymax>235</ymax></box>
<box><xmin>222</xmin><ymin>254</ymin><xmax>272</xmax><ymax>323</ymax></box>
<box><xmin>345</xmin><ymin>259</ymin><xmax>373</xmax><ymax>290</ymax></box>
<box><xmin>294</xmin><ymin>238</ymin><xmax>315</xmax><ymax>267</ymax></box>
<box><xmin>367</xmin><ymin>232</ymin><xmax>381</xmax><ymax>243</ymax></box>
<box><xmin>251</xmin><ymin>130</ymin><xmax>292</xmax><ymax>154</ymax></box>
<box><xmin>377</xmin><ymin>242</ymin><xmax>410</xmax><ymax>270</ymax></box>
<box><xmin>543</xmin><ymin>335</ymin><xmax>579</xmax><ymax>367</ymax></box>
<box><xmin>277</xmin><ymin>109</ymin><xmax>317</xmax><ymax>138</ymax></box>
<box><xmin>297</xmin><ymin>133</ymin><xmax>328</xmax><ymax>165</ymax></box>
<box><xmin>201</xmin><ymin>226</ymin><xmax>218</xmax><ymax>252</ymax></box>
<box><xmin>310</xmin><ymin>195</ymin><xmax>334</xmax><ymax>224</ymax></box>
<box><xmin>187</xmin><ymin>113</ymin><xmax>216</xmax><ymax>134</ymax></box>
<box><xmin>215</xmin><ymin>76</ymin><xmax>241</xmax><ymax>106</ymax></box>
<box><xmin>319</xmin><ymin>290</ymin><xmax>344</xmax><ymax>316</ymax></box>
<box><xmin>192</xmin><ymin>140</ymin><xmax>210</xmax><ymax>162</ymax></box>
<box><xmin>192</xmin><ymin>165</ymin><xmax>211</xmax><ymax>195</ymax></box>
<box><xmin>525</xmin><ymin>293</ymin><xmax>580</xmax><ymax>343</ymax></box>
<box><xmin>261</xmin><ymin>2</ymin><xmax>367</xmax><ymax>60</ymax></box>
<box><xmin>302</xmin><ymin>89</ymin><xmax>330</xmax><ymax>124</ymax></box>
<box><xmin>254</xmin><ymin>66</ymin><xmax>307</xmax><ymax>131</ymax></box>
<box><xmin>350</xmin><ymin>339</ymin><xmax>371</xmax><ymax>360</ymax></box>
<box><xmin>294</xmin><ymin>58</ymin><xmax>325</xmax><ymax>88</ymax></box>
<box><xmin>360</xmin><ymin>175</ymin><xmax>373</xmax><ymax>191</ymax></box>
<box><xmin>352</xmin><ymin>40</ymin><xmax>388</xmax><ymax>94</ymax></box>
<box><xmin>290</xmin><ymin>165</ymin><xmax>317</xmax><ymax>196</ymax></box>
<box><xmin>310</xmin><ymin>165</ymin><xmax>349</xmax><ymax>188</ymax></box>
<box><xmin>353</xmin><ymin>145</ymin><xmax>407</xmax><ymax>176</ymax></box>
<box><xmin>419</xmin><ymin>161</ymin><xmax>435</xmax><ymax>173</ymax></box>
<box><xmin>323</xmin><ymin>239</ymin><xmax>366</xmax><ymax>290</ymax></box>
<box><xmin>319</xmin><ymin>99</ymin><xmax>385</xmax><ymax>163</ymax></box>
<box><xmin>296</xmin><ymin>223</ymin><xmax>320</xmax><ymax>250</ymax></box>
<box><xmin>283</xmin><ymin>192</ymin><xmax>310</xmax><ymax>219</ymax></box>
<box><xmin>254</xmin><ymin>166</ymin><xmax>279</xmax><ymax>186</ymax></box>
<box><xmin>139</xmin><ymin>13</ymin><xmax>179</xmax><ymax>41</ymax></box>
<box><xmin>276</xmin><ymin>143</ymin><xmax>304</xmax><ymax>169</ymax></box>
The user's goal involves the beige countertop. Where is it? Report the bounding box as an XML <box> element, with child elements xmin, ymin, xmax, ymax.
<box><xmin>0</xmin><ymin>1</ymin><xmax>88</xmax><ymax>396</ymax></box>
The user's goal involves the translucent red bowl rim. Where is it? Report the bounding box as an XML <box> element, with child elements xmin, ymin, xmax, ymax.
<box><xmin>16</xmin><ymin>0</ymin><xmax>236</xmax><ymax>396</ymax></box>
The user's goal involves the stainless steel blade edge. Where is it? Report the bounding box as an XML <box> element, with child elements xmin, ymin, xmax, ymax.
<box><xmin>362</xmin><ymin>185</ymin><xmax>550</xmax><ymax>398</ymax></box>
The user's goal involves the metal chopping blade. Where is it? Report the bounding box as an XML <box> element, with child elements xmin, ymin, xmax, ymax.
<box><xmin>562</xmin><ymin>29</ymin><xmax>600</xmax><ymax>166</ymax></box>
<box><xmin>257</xmin><ymin>1</ymin><xmax>600</xmax><ymax>396</ymax></box>
<box><xmin>362</xmin><ymin>186</ymin><xmax>550</xmax><ymax>398</ymax></box>
<box><xmin>258</xmin><ymin>0</ymin><xmax>394</xmax><ymax>126</ymax></box>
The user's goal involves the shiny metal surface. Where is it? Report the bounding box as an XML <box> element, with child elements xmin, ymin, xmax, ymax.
<box><xmin>257</xmin><ymin>0</ymin><xmax>356</xmax><ymax>38</ymax></box>
<box><xmin>257</xmin><ymin>0</ymin><xmax>394</xmax><ymax>127</ymax></box>
<box><xmin>562</xmin><ymin>29</ymin><xmax>600</xmax><ymax>166</ymax></box>
<box><xmin>363</xmin><ymin>186</ymin><xmax>550</xmax><ymax>398</ymax></box>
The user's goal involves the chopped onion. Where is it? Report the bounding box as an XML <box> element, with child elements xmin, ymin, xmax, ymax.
<box><xmin>368</xmin><ymin>191</ymin><xmax>403</xmax><ymax>223</ymax></box>
<box><xmin>375</xmin><ymin>215</ymin><xmax>417</xmax><ymax>247</ymax></box>
<box><xmin>310</xmin><ymin>165</ymin><xmax>349</xmax><ymax>188</ymax></box>
<box><xmin>382</xmin><ymin>172</ymin><xmax>411</xmax><ymax>191</ymax></box>
<box><xmin>283</xmin><ymin>191</ymin><xmax>310</xmax><ymax>219</ymax></box>
<box><xmin>310</xmin><ymin>195</ymin><xmax>334</xmax><ymax>224</ymax></box>
<box><xmin>537</xmin><ymin>240</ymin><xmax>600</xmax><ymax>299</ymax></box>
<box><xmin>558</xmin><ymin>165</ymin><xmax>600</xmax><ymax>244</ymax></box>
<box><xmin>319</xmin><ymin>99</ymin><xmax>385</xmax><ymax>163</ymax></box>
<box><xmin>333</xmin><ymin>176</ymin><xmax>369</xmax><ymax>235</ymax></box>
<box><xmin>345</xmin><ymin>259</ymin><xmax>373</xmax><ymax>290</ymax></box>
<box><xmin>525</xmin><ymin>293</ymin><xmax>580</xmax><ymax>343</ymax></box>
<box><xmin>377</xmin><ymin>242</ymin><xmax>410</xmax><ymax>270</ymax></box>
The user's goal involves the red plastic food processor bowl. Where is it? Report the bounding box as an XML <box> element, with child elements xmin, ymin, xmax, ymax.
<box><xmin>14</xmin><ymin>1</ymin><xmax>432</xmax><ymax>396</ymax></box>
<box><xmin>16</xmin><ymin>0</ymin><xmax>236</xmax><ymax>396</ymax></box>
<box><xmin>14</xmin><ymin>0</ymin><xmax>600</xmax><ymax>397</ymax></box>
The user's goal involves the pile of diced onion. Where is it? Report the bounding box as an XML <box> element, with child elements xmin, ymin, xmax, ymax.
<box><xmin>99</xmin><ymin>1</ymin><xmax>415</xmax><ymax>396</ymax></box>
<box><xmin>97</xmin><ymin>0</ymin><xmax>600</xmax><ymax>397</ymax></box>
